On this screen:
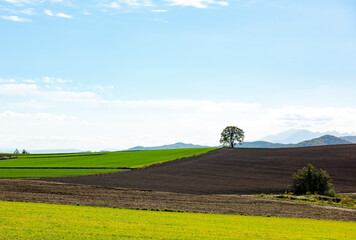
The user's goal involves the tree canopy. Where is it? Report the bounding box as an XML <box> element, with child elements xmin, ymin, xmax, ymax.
<box><xmin>219</xmin><ymin>126</ymin><xmax>244</xmax><ymax>148</ymax></box>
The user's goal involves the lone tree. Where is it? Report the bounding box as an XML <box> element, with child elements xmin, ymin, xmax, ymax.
<box><xmin>220</xmin><ymin>126</ymin><xmax>244</xmax><ymax>148</ymax></box>
<box><xmin>13</xmin><ymin>149</ymin><xmax>20</xmax><ymax>154</ymax></box>
<box><xmin>289</xmin><ymin>164</ymin><xmax>334</xmax><ymax>195</ymax></box>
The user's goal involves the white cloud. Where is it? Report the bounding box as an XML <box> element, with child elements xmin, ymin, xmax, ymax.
<box><xmin>167</xmin><ymin>0</ymin><xmax>228</xmax><ymax>8</ymax></box>
<box><xmin>23</xmin><ymin>79</ymin><xmax>36</xmax><ymax>83</ymax></box>
<box><xmin>1</xmin><ymin>0</ymin><xmax>230</xmax><ymax>19</ymax></box>
<box><xmin>238</xmin><ymin>106</ymin><xmax>356</xmax><ymax>140</ymax></box>
<box><xmin>44</xmin><ymin>9</ymin><xmax>72</xmax><ymax>19</ymax></box>
<box><xmin>56</xmin><ymin>12</ymin><xmax>72</xmax><ymax>18</ymax></box>
<box><xmin>153</xmin><ymin>18</ymin><xmax>168</xmax><ymax>23</ymax></box>
<box><xmin>123</xmin><ymin>0</ymin><xmax>153</xmax><ymax>7</ymax></box>
<box><xmin>56</xmin><ymin>78</ymin><xmax>72</xmax><ymax>83</ymax></box>
<box><xmin>0</xmin><ymin>78</ymin><xmax>16</xmax><ymax>83</ymax></box>
<box><xmin>110</xmin><ymin>99</ymin><xmax>259</xmax><ymax>113</ymax></box>
<box><xmin>0</xmin><ymin>5</ymin><xmax>34</xmax><ymax>16</ymax></box>
<box><xmin>1</xmin><ymin>15</ymin><xmax>31</xmax><ymax>22</ymax></box>
<box><xmin>93</xmin><ymin>85</ymin><xmax>115</xmax><ymax>90</ymax></box>
<box><xmin>18</xmin><ymin>8</ymin><xmax>33</xmax><ymax>14</ymax></box>
<box><xmin>42</xmin><ymin>76</ymin><xmax>52</xmax><ymax>82</ymax></box>
<box><xmin>0</xmin><ymin>83</ymin><xmax>99</xmax><ymax>103</ymax></box>
<box><xmin>151</xmin><ymin>9</ymin><xmax>168</xmax><ymax>12</ymax></box>
<box><xmin>41</xmin><ymin>76</ymin><xmax>71</xmax><ymax>83</ymax></box>
<box><xmin>100</xmin><ymin>2</ymin><xmax>121</xmax><ymax>9</ymax></box>
<box><xmin>0</xmin><ymin>111</ymin><xmax>92</xmax><ymax>150</ymax></box>
<box><xmin>4</xmin><ymin>8</ymin><xmax>34</xmax><ymax>15</ymax></box>
<box><xmin>0</xmin><ymin>83</ymin><xmax>38</xmax><ymax>95</ymax></box>
<box><xmin>0</xmin><ymin>111</ymin><xmax>76</xmax><ymax>122</ymax></box>
<box><xmin>266</xmin><ymin>106</ymin><xmax>356</xmax><ymax>132</ymax></box>
<box><xmin>44</xmin><ymin>9</ymin><xmax>53</xmax><ymax>16</ymax></box>
<box><xmin>2</xmin><ymin>0</ymin><xmax>30</xmax><ymax>5</ymax></box>
<box><xmin>44</xmin><ymin>10</ymin><xmax>72</xmax><ymax>18</ymax></box>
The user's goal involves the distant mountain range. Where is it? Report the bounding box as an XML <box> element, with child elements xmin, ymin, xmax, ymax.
<box><xmin>127</xmin><ymin>135</ymin><xmax>355</xmax><ymax>151</ymax></box>
<box><xmin>260</xmin><ymin>129</ymin><xmax>353</xmax><ymax>144</ymax></box>
<box><xmin>236</xmin><ymin>135</ymin><xmax>352</xmax><ymax>148</ymax></box>
<box><xmin>340</xmin><ymin>136</ymin><xmax>356</xmax><ymax>143</ymax></box>
<box><xmin>234</xmin><ymin>141</ymin><xmax>285</xmax><ymax>148</ymax></box>
<box><xmin>29</xmin><ymin>149</ymin><xmax>86</xmax><ymax>154</ymax></box>
<box><xmin>126</xmin><ymin>142</ymin><xmax>210</xmax><ymax>151</ymax></box>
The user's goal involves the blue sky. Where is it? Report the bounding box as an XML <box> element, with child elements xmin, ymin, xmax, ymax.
<box><xmin>1</xmin><ymin>0</ymin><xmax>356</xmax><ymax>150</ymax></box>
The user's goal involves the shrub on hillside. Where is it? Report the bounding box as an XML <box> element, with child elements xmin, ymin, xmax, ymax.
<box><xmin>289</xmin><ymin>164</ymin><xmax>334</xmax><ymax>195</ymax></box>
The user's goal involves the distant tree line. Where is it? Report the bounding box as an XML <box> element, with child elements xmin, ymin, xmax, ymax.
<box><xmin>13</xmin><ymin>149</ymin><xmax>29</xmax><ymax>154</ymax></box>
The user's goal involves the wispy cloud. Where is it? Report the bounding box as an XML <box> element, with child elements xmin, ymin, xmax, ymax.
<box><xmin>166</xmin><ymin>0</ymin><xmax>228</xmax><ymax>9</ymax></box>
<box><xmin>2</xmin><ymin>0</ymin><xmax>30</xmax><ymax>6</ymax></box>
<box><xmin>2</xmin><ymin>7</ymin><xmax>34</xmax><ymax>15</ymax></box>
<box><xmin>44</xmin><ymin>9</ymin><xmax>53</xmax><ymax>16</ymax></box>
<box><xmin>43</xmin><ymin>10</ymin><xmax>72</xmax><ymax>18</ymax></box>
<box><xmin>41</xmin><ymin>76</ymin><xmax>72</xmax><ymax>83</ymax></box>
<box><xmin>153</xmin><ymin>18</ymin><xmax>168</xmax><ymax>23</ymax></box>
<box><xmin>56</xmin><ymin>12</ymin><xmax>72</xmax><ymax>18</ymax></box>
<box><xmin>0</xmin><ymin>78</ymin><xmax>16</xmax><ymax>83</ymax></box>
<box><xmin>18</xmin><ymin>8</ymin><xmax>33</xmax><ymax>14</ymax></box>
<box><xmin>0</xmin><ymin>81</ymin><xmax>258</xmax><ymax>110</ymax></box>
<box><xmin>125</xmin><ymin>0</ymin><xmax>153</xmax><ymax>7</ymax></box>
<box><xmin>151</xmin><ymin>9</ymin><xmax>168</xmax><ymax>12</ymax></box>
<box><xmin>0</xmin><ymin>111</ymin><xmax>77</xmax><ymax>122</ymax></box>
<box><xmin>1</xmin><ymin>15</ymin><xmax>31</xmax><ymax>22</ymax></box>
<box><xmin>0</xmin><ymin>0</ymin><xmax>230</xmax><ymax>22</ymax></box>
<box><xmin>100</xmin><ymin>2</ymin><xmax>121</xmax><ymax>9</ymax></box>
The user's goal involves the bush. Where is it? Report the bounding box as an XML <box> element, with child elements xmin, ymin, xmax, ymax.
<box><xmin>289</xmin><ymin>164</ymin><xmax>334</xmax><ymax>195</ymax></box>
<box><xmin>340</xmin><ymin>197</ymin><xmax>354</xmax><ymax>205</ymax></box>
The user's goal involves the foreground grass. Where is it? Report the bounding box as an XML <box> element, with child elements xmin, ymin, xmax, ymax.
<box><xmin>0</xmin><ymin>201</ymin><xmax>355</xmax><ymax>240</ymax></box>
<box><xmin>0</xmin><ymin>148</ymin><xmax>215</xmax><ymax>178</ymax></box>
<box><xmin>0</xmin><ymin>169</ymin><xmax>126</xmax><ymax>178</ymax></box>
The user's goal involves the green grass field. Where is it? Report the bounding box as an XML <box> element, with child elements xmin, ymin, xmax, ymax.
<box><xmin>0</xmin><ymin>169</ymin><xmax>127</xmax><ymax>178</ymax></box>
<box><xmin>0</xmin><ymin>148</ymin><xmax>215</xmax><ymax>178</ymax></box>
<box><xmin>0</xmin><ymin>201</ymin><xmax>354</xmax><ymax>240</ymax></box>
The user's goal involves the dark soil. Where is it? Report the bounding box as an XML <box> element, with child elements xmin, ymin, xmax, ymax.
<box><xmin>46</xmin><ymin>145</ymin><xmax>356</xmax><ymax>194</ymax></box>
<box><xmin>0</xmin><ymin>155</ymin><xmax>17</xmax><ymax>160</ymax></box>
<box><xmin>1</xmin><ymin>179</ymin><xmax>355</xmax><ymax>221</ymax></box>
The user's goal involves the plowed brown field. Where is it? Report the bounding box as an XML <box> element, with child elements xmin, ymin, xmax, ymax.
<box><xmin>46</xmin><ymin>145</ymin><xmax>356</xmax><ymax>194</ymax></box>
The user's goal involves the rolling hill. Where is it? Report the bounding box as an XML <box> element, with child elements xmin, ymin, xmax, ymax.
<box><xmin>294</xmin><ymin>135</ymin><xmax>351</xmax><ymax>147</ymax></box>
<box><xmin>126</xmin><ymin>142</ymin><xmax>211</xmax><ymax>151</ymax></box>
